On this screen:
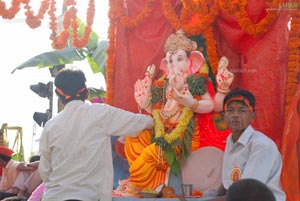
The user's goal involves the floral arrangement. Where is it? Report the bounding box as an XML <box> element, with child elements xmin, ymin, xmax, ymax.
<box><xmin>0</xmin><ymin>0</ymin><xmax>95</xmax><ymax>50</ymax></box>
<box><xmin>285</xmin><ymin>10</ymin><xmax>300</xmax><ymax>115</ymax></box>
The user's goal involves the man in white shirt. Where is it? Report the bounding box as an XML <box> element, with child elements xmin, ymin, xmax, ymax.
<box><xmin>38</xmin><ymin>67</ymin><xmax>154</xmax><ymax>201</ymax></box>
<box><xmin>220</xmin><ymin>88</ymin><xmax>285</xmax><ymax>201</ymax></box>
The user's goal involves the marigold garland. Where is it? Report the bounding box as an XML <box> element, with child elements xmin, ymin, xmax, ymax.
<box><xmin>218</xmin><ymin>0</ymin><xmax>283</xmax><ymax>36</ymax></box>
<box><xmin>153</xmin><ymin>107</ymin><xmax>194</xmax><ymax>144</ymax></box>
<box><xmin>1</xmin><ymin>0</ymin><xmax>95</xmax><ymax>50</ymax></box>
<box><xmin>0</xmin><ymin>0</ymin><xmax>22</xmax><ymax>19</ymax></box>
<box><xmin>23</xmin><ymin>0</ymin><xmax>50</xmax><ymax>29</ymax></box>
<box><xmin>162</xmin><ymin>0</ymin><xmax>220</xmax><ymax>73</ymax></box>
<box><xmin>106</xmin><ymin>0</ymin><xmax>119</xmax><ymax>105</ymax></box>
<box><xmin>285</xmin><ymin>10</ymin><xmax>300</xmax><ymax>116</ymax></box>
<box><xmin>49</xmin><ymin>0</ymin><xmax>95</xmax><ymax>49</ymax></box>
<box><xmin>162</xmin><ymin>0</ymin><xmax>202</xmax><ymax>36</ymax></box>
<box><xmin>113</xmin><ymin>0</ymin><xmax>156</xmax><ymax>28</ymax></box>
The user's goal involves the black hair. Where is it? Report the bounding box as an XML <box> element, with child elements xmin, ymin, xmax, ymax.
<box><xmin>54</xmin><ymin>67</ymin><xmax>88</xmax><ymax>105</ymax></box>
<box><xmin>0</xmin><ymin>154</ymin><xmax>11</xmax><ymax>162</ymax></box>
<box><xmin>225</xmin><ymin>178</ymin><xmax>276</xmax><ymax>201</ymax></box>
<box><xmin>29</xmin><ymin>155</ymin><xmax>40</xmax><ymax>163</ymax></box>
<box><xmin>223</xmin><ymin>88</ymin><xmax>256</xmax><ymax>111</ymax></box>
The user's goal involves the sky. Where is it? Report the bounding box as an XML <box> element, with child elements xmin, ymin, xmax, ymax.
<box><xmin>0</xmin><ymin>1</ymin><xmax>109</xmax><ymax>160</ymax></box>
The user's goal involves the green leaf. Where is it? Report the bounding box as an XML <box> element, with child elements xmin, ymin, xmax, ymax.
<box><xmin>77</xmin><ymin>18</ymin><xmax>99</xmax><ymax>51</ymax></box>
<box><xmin>12</xmin><ymin>48</ymin><xmax>86</xmax><ymax>73</ymax></box>
<box><xmin>88</xmin><ymin>87</ymin><xmax>106</xmax><ymax>100</ymax></box>
<box><xmin>181</xmin><ymin>115</ymin><xmax>195</xmax><ymax>163</ymax></box>
<box><xmin>186</xmin><ymin>74</ymin><xmax>207</xmax><ymax>96</ymax></box>
<box><xmin>86</xmin><ymin>55</ymin><xmax>100</xmax><ymax>74</ymax></box>
<box><xmin>91</xmin><ymin>40</ymin><xmax>108</xmax><ymax>78</ymax></box>
<box><xmin>165</xmin><ymin>147</ymin><xmax>176</xmax><ymax>166</ymax></box>
<box><xmin>170</xmin><ymin>159</ymin><xmax>180</xmax><ymax>176</ymax></box>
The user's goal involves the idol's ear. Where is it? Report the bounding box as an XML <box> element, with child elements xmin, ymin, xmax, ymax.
<box><xmin>159</xmin><ymin>58</ymin><xmax>168</xmax><ymax>76</ymax></box>
<box><xmin>189</xmin><ymin>51</ymin><xmax>205</xmax><ymax>74</ymax></box>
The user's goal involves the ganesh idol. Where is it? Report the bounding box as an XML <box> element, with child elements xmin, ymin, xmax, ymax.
<box><xmin>123</xmin><ymin>29</ymin><xmax>234</xmax><ymax>191</ymax></box>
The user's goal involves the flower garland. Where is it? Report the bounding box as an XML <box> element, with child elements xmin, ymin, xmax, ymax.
<box><xmin>181</xmin><ymin>0</ymin><xmax>211</xmax><ymax>14</ymax></box>
<box><xmin>162</xmin><ymin>0</ymin><xmax>202</xmax><ymax>35</ymax></box>
<box><xmin>1</xmin><ymin>0</ymin><xmax>95</xmax><ymax>50</ymax></box>
<box><xmin>49</xmin><ymin>0</ymin><xmax>95</xmax><ymax>49</ymax></box>
<box><xmin>218</xmin><ymin>0</ymin><xmax>282</xmax><ymax>36</ymax></box>
<box><xmin>203</xmin><ymin>26</ymin><xmax>219</xmax><ymax>75</ymax></box>
<box><xmin>113</xmin><ymin>0</ymin><xmax>156</xmax><ymax>28</ymax></box>
<box><xmin>106</xmin><ymin>0</ymin><xmax>119</xmax><ymax>105</ymax></box>
<box><xmin>162</xmin><ymin>0</ymin><xmax>220</xmax><ymax>73</ymax></box>
<box><xmin>153</xmin><ymin>107</ymin><xmax>193</xmax><ymax>144</ymax></box>
<box><xmin>0</xmin><ymin>0</ymin><xmax>22</xmax><ymax>19</ymax></box>
<box><xmin>23</xmin><ymin>0</ymin><xmax>50</xmax><ymax>29</ymax></box>
<box><xmin>285</xmin><ymin>10</ymin><xmax>300</xmax><ymax>116</ymax></box>
<box><xmin>106</xmin><ymin>23</ymin><xmax>117</xmax><ymax>105</ymax></box>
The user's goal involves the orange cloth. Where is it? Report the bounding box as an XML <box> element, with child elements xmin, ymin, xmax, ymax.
<box><xmin>281</xmin><ymin>84</ymin><xmax>300</xmax><ymax>201</ymax></box>
<box><xmin>125</xmin><ymin>129</ymin><xmax>152</xmax><ymax>166</ymax></box>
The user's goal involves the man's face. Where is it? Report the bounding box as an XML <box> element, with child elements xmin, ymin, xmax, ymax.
<box><xmin>224</xmin><ymin>101</ymin><xmax>255</xmax><ymax>137</ymax></box>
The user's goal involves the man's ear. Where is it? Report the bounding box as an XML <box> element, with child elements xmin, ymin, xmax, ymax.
<box><xmin>85</xmin><ymin>89</ymin><xmax>89</xmax><ymax>100</ymax></box>
<box><xmin>250</xmin><ymin>111</ymin><xmax>256</xmax><ymax>122</ymax></box>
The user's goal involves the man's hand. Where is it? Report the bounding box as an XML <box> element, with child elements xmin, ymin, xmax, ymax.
<box><xmin>17</xmin><ymin>161</ymin><xmax>39</xmax><ymax>171</ymax></box>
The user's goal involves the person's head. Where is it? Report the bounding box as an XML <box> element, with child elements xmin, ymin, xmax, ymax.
<box><xmin>0</xmin><ymin>146</ymin><xmax>14</xmax><ymax>167</ymax></box>
<box><xmin>225</xmin><ymin>178</ymin><xmax>276</xmax><ymax>201</ymax></box>
<box><xmin>54</xmin><ymin>67</ymin><xmax>89</xmax><ymax>105</ymax></box>
<box><xmin>29</xmin><ymin>154</ymin><xmax>40</xmax><ymax>163</ymax></box>
<box><xmin>223</xmin><ymin>89</ymin><xmax>256</xmax><ymax>141</ymax></box>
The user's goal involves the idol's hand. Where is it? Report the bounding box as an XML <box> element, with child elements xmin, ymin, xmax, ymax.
<box><xmin>134</xmin><ymin>66</ymin><xmax>154</xmax><ymax>109</ymax></box>
<box><xmin>172</xmin><ymin>87</ymin><xmax>195</xmax><ymax>108</ymax></box>
<box><xmin>216</xmin><ymin>57</ymin><xmax>234</xmax><ymax>93</ymax></box>
<box><xmin>168</xmin><ymin>71</ymin><xmax>186</xmax><ymax>92</ymax></box>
